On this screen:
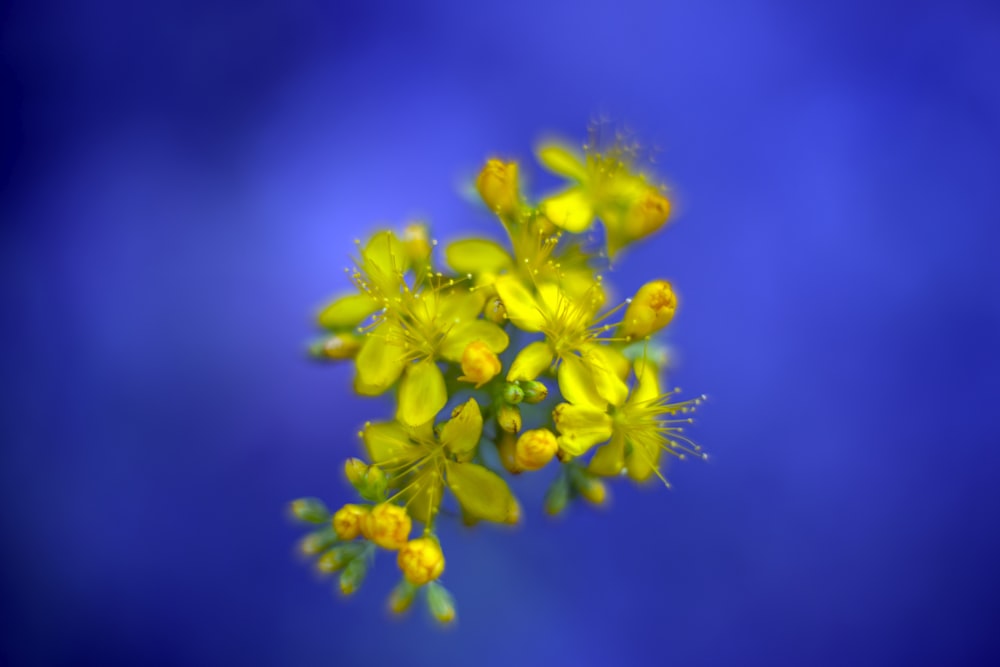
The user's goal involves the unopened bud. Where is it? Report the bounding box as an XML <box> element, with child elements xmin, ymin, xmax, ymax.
<box><xmin>475</xmin><ymin>159</ymin><xmax>520</xmax><ymax>217</ymax></box>
<box><xmin>338</xmin><ymin>555</ymin><xmax>368</xmax><ymax>595</ymax></box>
<box><xmin>402</xmin><ymin>223</ymin><xmax>432</xmax><ymax>263</ymax></box>
<box><xmin>290</xmin><ymin>497</ymin><xmax>330</xmax><ymax>524</ymax></box>
<box><xmin>388</xmin><ymin>579</ymin><xmax>418</xmax><ymax>614</ymax></box>
<box><xmin>332</xmin><ymin>504</ymin><xmax>368</xmax><ymax>540</ymax></box>
<box><xmin>397</xmin><ymin>537</ymin><xmax>446</xmax><ymax>585</ymax></box>
<box><xmin>497</xmin><ymin>404</ymin><xmax>522</xmax><ymax>433</ymax></box>
<box><xmin>309</xmin><ymin>334</ymin><xmax>362</xmax><ymax>360</ymax></box>
<box><xmin>299</xmin><ymin>527</ymin><xmax>338</xmax><ymax>555</ymax></box>
<box><xmin>514</xmin><ymin>428</ymin><xmax>558</xmax><ymax>471</ymax></box>
<box><xmin>502</xmin><ymin>382</ymin><xmax>524</xmax><ymax>404</ymax></box>
<box><xmin>458</xmin><ymin>340</ymin><xmax>502</xmax><ymax>388</ymax></box>
<box><xmin>364</xmin><ymin>503</ymin><xmax>412</xmax><ymax>550</ymax></box>
<box><xmin>520</xmin><ymin>380</ymin><xmax>548</xmax><ymax>404</ymax></box>
<box><xmin>496</xmin><ymin>431</ymin><xmax>520</xmax><ymax>474</ymax></box>
<box><xmin>317</xmin><ymin>542</ymin><xmax>365</xmax><ymax>573</ymax></box>
<box><xmin>624</xmin><ymin>187</ymin><xmax>670</xmax><ymax>240</ymax></box>
<box><xmin>544</xmin><ymin>473</ymin><xmax>571</xmax><ymax>516</ymax></box>
<box><xmin>621</xmin><ymin>280</ymin><xmax>677</xmax><ymax>339</ymax></box>
<box><xmin>426</xmin><ymin>582</ymin><xmax>457</xmax><ymax>625</ymax></box>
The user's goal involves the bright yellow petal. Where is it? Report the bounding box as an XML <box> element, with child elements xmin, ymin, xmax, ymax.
<box><xmin>588</xmin><ymin>431</ymin><xmax>626</xmax><ymax>476</ymax></box>
<box><xmin>354</xmin><ymin>333</ymin><xmax>405</xmax><ymax>395</ymax></box>
<box><xmin>582</xmin><ymin>346</ymin><xmax>629</xmax><ymax>407</ymax></box>
<box><xmin>445</xmin><ymin>461</ymin><xmax>519</xmax><ymax>524</ymax></box>
<box><xmin>403</xmin><ymin>469</ymin><xmax>444</xmax><ymax>524</ymax></box>
<box><xmin>631</xmin><ymin>359</ymin><xmax>661</xmax><ymax>405</ymax></box>
<box><xmin>495</xmin><ymin>275</ymin><xmax>545</xmax><ymax>332</ymax></box>
<box><xmin>317</xmin><ymin>292</ymin><xmax>379</xmax><ymax>330</ymax></box>
<box><xmin>437</xmin><ymin>289</ymin><xmax>486</xmax><ymax>323</ymax></box>
<box><xmin>445</xmin><ymin>239</ymin><xmax>513</xmax><ymax>276</ymax></box>
<box><xmin>397</xmin><ymin>360</ymin><xmax>447</xmax><ymax>427</ymax></box>
<box><xmin>626</xmin><ymin>437</ymin><xmax>662</xmax><ymax>483</ymax></box>
<box><xmin>506</xmin><ymin>341</ymin><xmax>554</xmax><ymax>382</ymax></box>
<box><xmin>363</xmin><ymin>421</ymin><xmax>416</xmax><ymax>466</ymax></box>
<box><xmin>541</xmin><ymin>188</ymin><xmax>594</xmax><ymax>233</ymax></box>
<box><xmin>552</xmin><ymin>403</ymin><xmax>612</xmax><ymax>456</ymax></box>
<box><xmin>439</xmin><ymin>398</ymin><xmax>483</xmax><ymax>460</ymax></box>
<box><xmin>440</xmin><ymin>320</ymin><xmax>509</xmax><ymax>362</ymax></box>
<box><xmin>361</xmin><ymin>231</ymin><xmax>408</xmax><ymax>295</ymax></box>
<box><xmin>558</xmin><ymin>353</ymin><xmax>606</xmax><ymax>409</ymax></box>
<box><xmin>536</xmin><ymin>142</ymin><xmax>588</xmax><ymax>182</ymax></box>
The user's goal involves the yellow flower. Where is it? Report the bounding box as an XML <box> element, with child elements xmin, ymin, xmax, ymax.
<box><xmin>397</xmin><ymin>537</ymin><xmax>445</xmax><ymax>585</ymax></box>
<box><xmin>554</xmin><ymin>360</ymin><xmax>706</xmax><ymax>484</ymax></box>
<box><xmin>458</xmin><ymin>340</ymin><xmax>502</xmax><ymax>387</ymax></box>
<box><xmin>362</xmin><ymin>407</ymin><xmax>519</xmax><ymax>526</ymax></box>
<box><xmin>363</xmin><ymin>503</ymin><xmax>412</xmax><ymax>550</ymax></box>
<box><xmin>535</xmin><ymin>140</ymin><xmax>670</xmax><ymax>256</ymax></box>
<box><xmin>476</xmin><ymin>159</ymin><xmax>520</xmax><ymax>217</ymax></box>
<box><xmin>348</xmin><ymin>230</ymin><xmax>509</xmax><ymax>426</ymax></box>
<box><xmin>514</xmin><ymin>428</ymin><xmax>558</xmax><ymax>471</ymax></box>
<box><xmin>332</xmin><ymin>504</ymin><xmax>367</xmax><ymax>541</ymax></box>
<box><xmin>496</xmin><ymin>275</ymin><xmax>628</xmax><ymax>411</ymax></box>
<box><xmin>621</xmin><ymin>280</ymin><xmax>677</xmax><ymax>340</ymax></box>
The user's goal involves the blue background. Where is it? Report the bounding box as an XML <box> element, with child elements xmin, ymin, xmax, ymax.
<box><xmin>3</xmin><ymin>0</ymin><xmax>999</xmax><ymax>664</ymax></box>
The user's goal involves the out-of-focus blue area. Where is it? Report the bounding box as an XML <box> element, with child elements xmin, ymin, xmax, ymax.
<box><xmin>2</xmin><ymin>0</ymin><xmax>999</xmax><ymax>664</ymax></box>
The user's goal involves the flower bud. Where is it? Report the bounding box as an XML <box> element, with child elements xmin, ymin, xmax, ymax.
<box><xmin>402</xmin><ymin>223</ymin><xmax>432</xmax><ymax>263</ymax></box>
<box><xmin>299</xmin><ymin>527</ymin><xmax>338</xmax><ymax>555</ymax></box>
<box><xmin>502</xmin><ymin>382</ymin><xmax>524</xmax><ymax>404</ymax></box>
<box><xmin>397</xmin><ymin>537</ymin><xmax>446</xmax><ymax>585</ymax></box>
<box><xmin>496</xmin><ymin>431</ymin><xmax>520</xmax><ymax>474</ymax></box>
<box><xmin>514</xmin><ymin>428</ymin><xmax>559</xmax><ymax>471</ymax></box>
<box><xmin>483</xmin><ymin>295</ymin><xmax>506</xmax><ymax>324</ymax></box>
<box><xmin>520</xmin><ymin>380</ymin><xmax>548</xmax><ymax>404</ymax></box>
<box><xmin>317</xmin><ymin>542</ymin><xmax>365</xmax><ymax>573</ymax></box>
<box><xmin>624</xmin><ymin>187</ymin><xmax>670</xmax><ymax>240</ymax></box>
<box><xmin>344</xmin><ymin>458</ymin><xmax>367</xmax><ymax>487</ymax></box>
<box><xmin>364</xmin><ymin>503</ymin><xmax>412</xmax><ymax>550</ymax></box>
<box><xmin>426</xmin><ymin>582</ymin><xmax>457</xmax><ymax>625</ymax></box>
<box><xmin>578</xmin><ymin>477</ymin><xmax>608</xmax><ymax>505</ymax></box>
<box><xmin>290</xmin><ymin>497</ymin><xmax>330</xmax><ymax>524</ymax></box>
<box><xmin>621</xmin><ymin>280</ymin><xmax>677</xmax><ymax>339</ymax></box>
<box><xmin>388</xmin><ymin>579</ymin><xmax>418</xmax><ymax>614</ymax></box>
<box><xmin>344</xmin><ymin>459</ymin><xmax>388</xmax><ymax>501</ymax></box>
<box><xmin>458</xmin><ymin>340</ymin><xmax>501</xmax><ymax>387</ymax></box>
<box><xmin>475</xmin><ymin>159</ymin><xmax>519</xmax><ymax>216</ymax></box>
<box><xmin>338</xmin><ymin>555</ymin><xmax>367</xmax><ymax>595</ymax></box>
<box><xmin>544</xmin><ymin>473</ymin><xmax>571</xmax><ymax>516</ymax></box>
<box><xmin>309</xmin><ymin>334</ymin><xmax>362</xmax><ymax>360</ymax></box>
<box><xmin>332</xmin><ymin>504</ymin><xmax>368</xmax><ymax>540</ymax></box>
<box><xmin>497</xmin><ymin>404</ymin><xmax>522</xmax><ymax>433</ymax></box>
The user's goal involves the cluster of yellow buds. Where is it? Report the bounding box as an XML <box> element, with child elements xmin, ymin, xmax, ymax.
<box><xmin>292</xmin><ymin>127</ymin><xmax>706</xmax><ymax>624</ymax></box>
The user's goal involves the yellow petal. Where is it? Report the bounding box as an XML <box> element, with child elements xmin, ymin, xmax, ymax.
<box><xmin>626</xmin><ymin>437</ymin><xmax>662</xmax><ymax>483</ymax></box>
<box><xmin>437</xmin><ymin>288</ymin><xmax>486</xmax><ymax>323</ymax></box>
<box><xmin>445</xmin><ymin>239</ymin><xmax>513</xmax><ymax>276</ymax></box>
<box><xmin>506</xmin><ymin>341</ymin><xmax>554</xmax><ymax>382</ymax></box>
<box><xmin>582</xmin><ymin>346</ymin><xmax>629</xmax><ymax>407</ymax></box>
<box><xmin>631</xmin><ymin>359</ymin><xmax>661</xmax><ymax>405</ymax></box>
<box><xmin>361</xmin><ymin>231</ymin><xmax>409</xmax><ymax>295</ymax></box>
<box><xmin>541</xmin><ymin>188</ymin><xmax>594</xmax><ymax>233</ymax></box>
<box><xmin>552</xmin><ymin>403</ymin><xmax>612</xmax><ymax>456</ymax></box>
<box><xmin>536</xmin><ymin>143</ymin><xmax>588</xmax><ymax>182</ymax></box>
<box><xmin>558</xmin><ymin>353</ymin><xmax>606</xmax><ymax>409</ymax></box>
<box><xmin>354</xmin><ymin>334</ymin><xmax>405</xmax><ymax>395</ymax></box>
<box><xmin>589</xmin><ymin>431</ymin><xmax>626</xmax><ymax>476</ymax></box>
<box><xmin>445</xmin><ymin>461</ymin><xmax>519</xmax><ymax>524</ymax></box>
<box><xmin>397</xmin><ymin>360</ymin><xmax>447</xmax><ymax>427</ymax></box>
<box><xmin>403</xmin><ymin>469</ymin><xmax>444</xmax><ymax>524</ymax></box>
<box><xmin>317</xmin><ymin>292</ymin><xmax>379</xmax><ymax>330</ymax></box>
<box><xmin>440</xmin><ymin>398</ymin><xmax>483</xmax><ymax>459</ymax></box>
<box><xmin>363</xmin><ymin>421</ymin><xmax>416</xmax><ymax>466</ymax></box>
<box><xmin>440</xmin><ymin>320</ymin><xmax>509</xmax><ymax>362</ymax></box>
<box><xmin>495</xmin><ymin>275</ymin><xmax>546</xmax><ymax>332</ymax></box>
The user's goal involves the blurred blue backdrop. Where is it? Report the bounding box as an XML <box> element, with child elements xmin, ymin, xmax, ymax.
<box><xmin>2</xmin><ymin>0</ymin><xmax>1000</xmax><ymax>664</ymax></box>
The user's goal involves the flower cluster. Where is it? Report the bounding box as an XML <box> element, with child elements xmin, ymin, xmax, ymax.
<box><xmin>291</xmin><ymin>128</ymin><xmax>706</xmax><ymax>625</ymax></box>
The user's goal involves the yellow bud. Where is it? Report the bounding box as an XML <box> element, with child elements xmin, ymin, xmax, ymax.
<box><xmin>496</xmin><ymin>431</ymin><xmax>520</xmax><ymax>474</ymax></box>
<box><xmin>364</xmin><ymin>503</ymin><xmax>412</xmax><ymax>550</ymax></box>
<box><xmin>514</xmin><ymin>428</ymin><xmax>559</xmax><ymax>471</ymax></box>
<box><xmin>312</xmin><ymin>334</ymin><xmax>361</xmax><ymax>360</ymax></box>
<box><xmin>497</xmin><ymin>404</ymin><xmax>522</xmax><ymax>433</ymax></box>
<box><xmin>344</xmin><ymin>458</ymin><xmax>368</xmax><ymax>486</ymax></box>
<box><xmin>397</xmin><ymin>537</ymin><xmax>446</xmax><ymax>585</ymax></box>
<box><xmin>578</xmin><ymin>478</ymin><xmax>609</xmax><ymax>506</ymax></box>
<box><xmin>624</xmin><ymin>187</ymin><xmax>670</xmax><ymax>240</ymax></box>
<box><xmin>476</xmin><ymin>159</ymin><xmax>519</xmax><ymax>216</ymax></box>
<box><xmin>621</xmin><ymin>280</ymin><xmax>677</xmax><ymax>339</ymax></box>
<box><xmin>458</xmin><ymin>340</ymin><xmax>502</xmax><ymax>387</ymax></box>
<box><xmin>483</xmin><ymin>295</ymin><xmax>507</xmax><ymax>324</ymax></box>
<box><xmin>403</xmin><ymin>223</ymin><xmax>432</xmax><ymax>263</ymax></box>
<box><xmin>332</xmin><ymin>504</ymin><xmax>368</xmax><ymax>541</ymax></box>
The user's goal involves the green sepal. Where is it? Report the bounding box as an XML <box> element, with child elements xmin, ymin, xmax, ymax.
<box><xmin>299</xmin><ymin>526</ymin><xmax>338</xmax><ymax>555</ymax></box>
<box><xmin>339</xmin><ymin>555</ymin><xmax>368</xmax><ymax>595</ymax></box>
<box><xmin>317</xmin><ymin>542</ymin><xmax>366</xmax><ymax>573</ymax></box>
<box><xmin>544</xmin><ymin>470</ymin><xmax>571</xmax><ymax>516</ymax></box>
<box><xmin>426</xmin><ymin>582</ymin><xmax>457</xmax><ymax>624</ymax></box>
